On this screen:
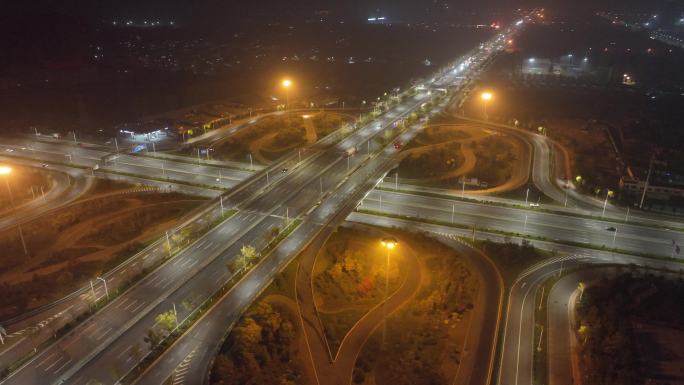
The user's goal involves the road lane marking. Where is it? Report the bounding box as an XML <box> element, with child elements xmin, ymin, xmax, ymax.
<box><xmin>116</xmin><ymin>344</ymin><xmax>134</xmax><ymax>359</ymax></box>
<box><xmin>115</xmin><ymin>297</ymin><xmax>131</xmax><ymax>309</ymax></box>
<box><xmin>124</xmin><ymin>299</ymin><xmax>139</xmax><ymax>311</ymax></box>
<box><xmin>36</xmin><ymin>352</ymin><xmax>57</xmax><ymax>368</ymax></box>
<box><xmin>131</xmin><ymin>301</ymin><xmax>146</xmax><ymax>313</ymax></box>
<box><xmin>53</xmin><ymin>358</ymin><xmax>72</xmax><ymax>374</ymax></box>
<box><xmin>43</xmin><ymin>355</ymin><xmax>64</xmax><ymax>371</ymax></box>
<box><xmin>94</xmin><ymin>327</ymin><xmax>113</xmax><ymax>341</ymax></box>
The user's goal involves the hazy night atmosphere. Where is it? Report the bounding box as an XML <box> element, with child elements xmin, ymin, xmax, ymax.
<box><xmin>1</xmin><ymin>0</ymin><xmax>684</xmax><ymax>384</ymax></box>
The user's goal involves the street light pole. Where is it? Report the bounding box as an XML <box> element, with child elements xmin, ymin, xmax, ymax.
<box><xmin>380</xmin><ymin>238</ymin><xmax>397</xmax><ymax>346</ymax></box>
<box><xmin>384</xmin><ymin>245</ymin><xmax>389</xmax><ymax>344</ymax></box>
<box><xmin>451</xmin><ymin>204</ymin><xmax>455</xmax><ymax>224</ymax></box>
<box><xmin>601</xmin><ymin>190</ymin><xmax>612</xmax><ymax>218</ymax></box>
<box><xmin>2</xmin><ymin>170</ymin><xmax>28</xmax><ymax>255</ymax></box>
<box><xmin>97</xmin><ymin>277</ymin><xmax>109</xmax><ymax>299</ymax></box>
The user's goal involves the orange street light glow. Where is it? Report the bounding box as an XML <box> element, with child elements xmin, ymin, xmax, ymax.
<box><xmin>381</xmin><ymin>238</ymin><xmax>397</xmax><ymax>249</ymax></box>
<box><xmin>481</xmin><ymin>92</ymin><xmax>493</xmax><ymax>101</ymax></box>
<box><xmin>282</xmin><ymin>79</ymin><xmax>292</xmax><ymax>88</ymax></box>
<box><xmin>0</xmin><ymin>166</ymin><xmax>12</xmax><ymax>175</ymax></box>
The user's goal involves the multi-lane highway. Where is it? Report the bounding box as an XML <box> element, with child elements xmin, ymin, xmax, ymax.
<box><xmin>359</xmin><ymin>189</ymin><xmax>684</xmax><ymax>258</ymax></box>
<box><xmin>0</xmin><ymin>24</ymin><xmax>512</xmax><ymax>383</ymax></box>
<box><xmin>0</xmin><ymin>138</ymin><xmax>253</xmax><ymax>190</ymax></box>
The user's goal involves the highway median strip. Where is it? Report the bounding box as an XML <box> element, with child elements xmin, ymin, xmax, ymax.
<box><xmin>117</xmin><ymin>218</ymin><xmax>302</xmax><ymax>385</ymax></box>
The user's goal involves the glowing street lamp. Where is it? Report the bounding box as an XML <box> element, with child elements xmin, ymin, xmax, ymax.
<box><xmin>0</xmin><ymin>166</ymin><xmax>28</xmax><ymax>255</ymax></box>
<box><xmin>281</xmin><ymin>78</ymin><xmax>293</xmax><ymax>111</ymax></box>
<box><xmin>380</xmin><ymin>237</ymin><xmax>397</xmax><ymax>345</ymax></box>
<box><xmin>601</xmin><ymin>189</ymin><xmax>614</xmax><ymax>218</ymax></box>
<box><xmin>480</xmin><ymin>91</ymin><xmax>493</xmax><ymax>120</ymax></box>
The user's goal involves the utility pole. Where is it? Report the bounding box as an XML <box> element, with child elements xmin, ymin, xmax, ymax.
<box><xmin>612</xmin><ymin>228</ymin><xmax>618</xmax><ymax>250</ymax></box>
<box><xmin>395</xmin><ymin>173</ymin><xmax>398</xmax><ymax>191</ymax></box>
<box><xmin>525</xmin><ymin>188</ymin><xmax>530</xmax><ymax>206</ymax></box>
<box><xmin>537</xmin><ymin>325</ymin><xmax>544</xmax><ymax>351</ymax></box>
<box><xmin>640</xmin><ymin>154</ymin><xmax>654</xmax><ymax>209</ymax></box>
<box><xmin>523</xmin><ymin>214</ymin><xmax>528</xmax><ymax>233</ymax></box>
<box><xmin>173</xmin><ymin>303</ymin><xmax>178</xmax><ymax>329</ymax></box>
<box><xmin>220</xmin><ymin>195</ymin><xmax>224</xmax><ymax>216</ymax></box>
<box><xmin>601</xmin><ymin>190</ymin><xmax>611</xmax><ymax>218</ymax></box>
<box><xmin>625</xmin><ymin>207</ymin><xmax>630</xmax><ymax>222</ymax></box>
<box><xmin>249</xmin><ymin>154</ymin><xmax>253</xmax><ymax>171</ymax></box>
<box><xmin>90</xmin><ymin>280</ymin><xmax>97</xmax><ymax>299</ymax></box>
<box><xmin>3</xmin><ymin>176</ymin><xmax>28</xmax><ymax>255</ymax></box>
<box><xmin>114</xmin><ymin>137</ymin><xmax>119</xmax><ymax>153</ymax></box>
<box><xmin>451</xmin><ymin>204</ymin><xmax>455</xmax><ymax>224</ymax></box>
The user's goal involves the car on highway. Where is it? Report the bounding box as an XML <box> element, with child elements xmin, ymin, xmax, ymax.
<box><xmin>5</xmin><ymin>148</ymin><xmax>13</xmax><ymax>152</ymax></box>
<box><xmin>606</xmin><ymin>227</ymin><xmax>616</xmax><ymax>232</ymax></box>
<box><xmin>41</xmin><ymin>163</ymin><xmax>49</xmax><ymax>168</ymax></box>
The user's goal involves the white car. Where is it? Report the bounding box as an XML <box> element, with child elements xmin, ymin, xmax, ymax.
<box><xmin>4</xmin><ymin>148</ymin><xmax>13</xmax><ymax>152</ymax></box>
<box><xmin>529</xmin><ymin>203</ymin><xmax>540</xmax><ymax>207</ymax></box>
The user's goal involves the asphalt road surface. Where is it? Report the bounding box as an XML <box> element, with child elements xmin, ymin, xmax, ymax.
<box><xmin>360</xmin><ymin>189</ymin><xmax>684</xmax><ymax>258</ymax></box>
<box><xmin>0</xmin><ymin>157</ymin><xmax>93</xmax><ymax>231</ymax></box>
<box><xmin>0</xmin><ymin>138</ymin><xmax>252</xmax><ymax>190</ymax></box>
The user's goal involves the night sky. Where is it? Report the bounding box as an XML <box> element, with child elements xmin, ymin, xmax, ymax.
<box><xmin>5</xmin><ymin>0</ymin><xmax>675</xmax><ymax>24</ymax></box>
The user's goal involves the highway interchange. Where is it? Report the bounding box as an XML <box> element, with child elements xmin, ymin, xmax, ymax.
<box><xmin>1</xmin><ymin>14</ymin><xmax>683</xmax><ymax>385</ymax></box>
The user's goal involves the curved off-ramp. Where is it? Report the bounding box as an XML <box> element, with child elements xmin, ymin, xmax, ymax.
<box><xmin>0</xmin><ymin>157</ymin><xmax>93</xmax><ymax>231</ymax></box>
<box><xmin>395</xmin><ymin>121</ymin><xmax>532</xmax><ymax>196</ymax></box>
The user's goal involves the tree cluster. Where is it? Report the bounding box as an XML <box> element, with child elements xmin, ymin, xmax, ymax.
<box><xmin>576</xmin><ymin>272</ymin><xmax>684</xmax><ymax>385</ymax></box>
<box><xmin>210</xmin><ymin>302</ymin><xmax>301</xmax><ymax>385</ymax></box>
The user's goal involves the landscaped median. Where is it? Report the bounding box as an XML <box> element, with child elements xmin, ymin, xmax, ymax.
<box><xmin>116</xmin><ymin>218</ymin><xmax>303</xmax><ymax>385</ymax></box>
